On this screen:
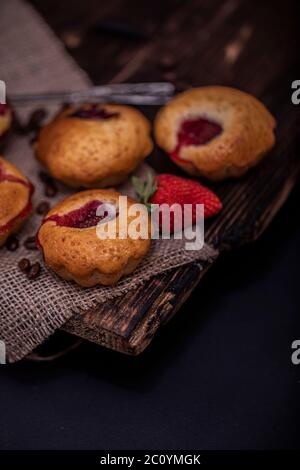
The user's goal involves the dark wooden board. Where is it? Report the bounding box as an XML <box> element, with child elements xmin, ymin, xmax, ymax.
<box><xmin>30</xmin><ymin>0</ymin><xmax>300</xmax><ymax>354</ymax></box>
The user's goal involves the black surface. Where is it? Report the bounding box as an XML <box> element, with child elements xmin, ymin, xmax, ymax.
<box><xmin>0</xmin><ymin>182</ymin><xmax>299</xmax><ymax>450</ymax></box>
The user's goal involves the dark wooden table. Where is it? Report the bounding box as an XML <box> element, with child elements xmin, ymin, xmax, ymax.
<box><xmin>28</xmin><ymin>0</ymin><xmax>300</xmax><ymax>355</ymax></box>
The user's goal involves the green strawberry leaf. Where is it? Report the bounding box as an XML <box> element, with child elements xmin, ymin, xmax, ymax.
<box><xmin>132</xmin><ymin>173</ymin><xmax>157</xmax><ymax>206</ymax></box>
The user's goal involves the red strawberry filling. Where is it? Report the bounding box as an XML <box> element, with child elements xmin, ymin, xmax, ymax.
<box><xmin>0</xmin><ymin>164</ymin><xmax>32</xmax><ymax>187</ymax></box>
<box><xmin>44</xmin><ymin>200</ymin><xmax>115</xmax><ymax>229</ymax></box>
<box><xmin>70</xmin><ymin>105</ymin><xmax>119</xmax><ymax>120</ymax></box>
<box><xmin>170</xmin><ymin>117</ymin><xmax>222</xmax><ymax>164</ymax></box>
<box><xmin>0</xmin><ymin>103</ymin><xmax>9</xmax><ymax>116</ymax></box>
<box><xmin>0</xmin><ymin>164</ymin><xmax>34</xmax><ymax>235</ymax></box>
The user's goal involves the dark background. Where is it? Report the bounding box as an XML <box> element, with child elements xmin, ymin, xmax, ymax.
<box><xmin>0</xmin><ymin>0</ymin><xmax>299</xmax><ymax>450</ymax></box>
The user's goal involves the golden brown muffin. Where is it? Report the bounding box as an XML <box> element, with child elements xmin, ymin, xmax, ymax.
<box><xmin>0</xmin><ymin>104</ymin><xmax>12</xmax><ymax>141</ymax></box>
<box><xmin>35</xmin><ymin>103</ymin><xmax>153</xmax><ymax>188</ymax></box>
<box><xmin>0</xmin><ymin>156</ymin><xmax>34</xmax><ymax>247</ymax></box>
<box><xmin>154</xmin><ymin>86</ymin><xmax>276</xmax><ymax>180</ymax></box>
<box><xmin>37</xmin><ymin>189</ymin><xmax>151</xmax><ymax>287</ymax></box>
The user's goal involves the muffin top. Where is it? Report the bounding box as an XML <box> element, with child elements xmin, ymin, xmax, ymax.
<box><xmin>154</xmin><ymin>86</ymin><xmax>276</xmax><ymax>180</ymax></box>
<box><xmin>35</xmin><ymin>103</ymin><xmax>153</xmax><ymax>188</ymax></box>
<box><xmin>0</xmin><ymin>103</ymin><xmax>12</xmax><ymax>137</ymax></box>
<box><xmin>0</xmin><ymin>156</ymin><xmax>33</xmax><ymax>236</ymax></box>
<box><xmin>37</xmin><ymin>189</ymin><xmax>151</xmax><ymax>286</ymax></box>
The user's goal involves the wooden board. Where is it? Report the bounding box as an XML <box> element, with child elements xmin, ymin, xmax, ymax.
<box><xmin>30</xmin><ymin>0</ymin><xmax>300</xmax><ymax>354</ymax></box>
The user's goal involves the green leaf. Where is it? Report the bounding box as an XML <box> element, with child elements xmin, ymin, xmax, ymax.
<box><xmin>131</xmin><ymin>173</ymin><xmax>157</xmax><ymax>205</ymax></box>
<box><xmin>132</xmin><ymin>176</ymin><xmax>144</xmax><ymax>198</ymax></box>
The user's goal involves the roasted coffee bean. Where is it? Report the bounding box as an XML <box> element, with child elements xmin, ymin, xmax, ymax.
<box><xmin>39</xmin><ymin>171</ymin><xmax>54</xmax><ymax>185</ymax></box>
<box><xmin>36</xmin><ymin>201</ymin><xmax>50</xmax><ymax>215</ymax></box>
<box><xmin>24</xmin><ymin>236</ymin><xmax>37</xmax><ymax>250</ymax></box>
<box><xmin>27</xmin><ymin>108</ymin><xmax>47</xmax><ymax>132</ymax></box>
<box><xmin>27</xmin><ymin>262</ymin><xmax>41</xmax><ymax>280</ymax></box>
<box><xmin>45</xmin><ymin>183</ymin><xmax>57</xmax><ymax>198</ymax></box>
<box><xmin>18</xmin><ymin>258</ymin><xmax>31</xmax><ymax>272</ymax></box>
<box><xmin>30</xmin><ymin>133</ymin><xmax>38</xmax><ymax>146</ymax></box>
<box><xmin>39</xmin><ymin>172</ymin><xmax>58</xmax><ymax>198</ymax></box>
<box><xmin>6</xmin><ymin>236</ymin><xmax>19</xmax><ymax>251</ymax></box>
<box><xmin>162</xmin><ymin>71</ymin><xmax>177</xmax><ymax>82</ymax></box>
<box><xmin>61</xmin><ymin>102</ymin><xmax>71</xmax><ymax>111</ymax></box>
<box><xmin>13</xmin><ymin>117</ymin><xmax>27</xmax><ymax>135</ymax></box>
<box><xmin>159</xmin><ymin>54</ymin><xmax>177</xmax><ymax>70</ymax></box>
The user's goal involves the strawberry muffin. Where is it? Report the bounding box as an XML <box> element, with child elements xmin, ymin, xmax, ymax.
<box><xmin>0</xmin><ymin>103</ymin><xmax>12</xmax><ymax>143</ymax></box>
<box><xmin>0</xmin><ymin>156</ymin><xmax>34</xmax><ymax>247</ymax></box>
<box><xmin>37</xmin><ymin>189</ymin><xmax>151</xmax><ymax>287</ymax></box>
<box><xmin>154</xmin><ymin>86</ymin><xmax>276</xmax><ymax>180</ymax></box>
<box><xmin>35</xmin><ymin>103</ymin><xmax>153</xmax><ymax>188</ymax></box>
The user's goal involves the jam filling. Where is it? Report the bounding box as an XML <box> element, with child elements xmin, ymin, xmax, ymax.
<box><xmin>0</xmin><ymin>164</ymin><xmax>32</xmax><ymax>187</ymax></box>
<box><xmin>0</xmin><ymin>103</ymin><xmax>9</xmax><ymax>116</ymax></box>
<box><xmin>70</xmin><ymin>105</ymin><xmax>119</xmax><ymax>120</ymax></box>
<box><xmin>170</xmin><ymin>117</ymin><xmax>222</xmax><ymax>164</ymax></box>
<box><xmin>43</xmin><ymin>200</ymin><xmax>116</xmax><ymax>229</ymax></box>
<box><xmin>0</xmin><ymin>164</ymin><xmax>34</xmax><ymax>235</ymax></box>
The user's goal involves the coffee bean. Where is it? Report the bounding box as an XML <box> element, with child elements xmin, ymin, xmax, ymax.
<box><xmin>24</xmin><ymin>236</ymin><xmax>37</xmax><ymax>250</ymax></box>
<box><xmin>27</xmin><ymin>262</ymin><xmax>41</xmax><ymax>280</ymax></box>
<box><xmin>159</xmin><ymin>54</ymin><xmax>177</xmax><ymax>70</ymax></box>
<box><xmin>13</xmin><ymin>117</ymin><xmax>27</xmax><ymax>135</ymax></box>
<box><xmin>39</xmin><ymin>171</ymin><xmax>54</xmax><ymax>185</ymax></box>
<box><xmin>30</xmin><ymin>133</ymin><xmax>38</xmax><ymax>146</ymax></box>
<box><xmin>61</xmin><ymin>102</ymin><xmax>70</xmax><ymax>111</ymax></box>
<box><xmin>18</xmin><ymin>258</ymin><xmax>31</xmax><ymax>272</ymax></box>
<box><xmin>27</xmin><ymin>108</ymin><xmax>47</xmax><ymax>132</ymax></box>
<box><xmin>45</xmin><ymin>183</ymin><xmax>57</xmax><ymax>198</ymax></box>
<box><xmin>162</xmin><ymin>71</ymin><xmax>177</xmax><ymax>82</ymax></box>
<box><xmin>36</xmin><ymin>201</ymin><xmax>50</xmax><ymax>215</ymax></box>
<box><xmin>38</xmin><ymin>172</ymin><xmax>58</xmax><ymax>198</ymax></box>
<box><xmin>61</xmin><ymin>31</ymin><xmax>82</xmax><ymax>49</ymax></box>
<box><xmin>6</xmin><ymin>235</ymin><xmax>19</xmax><ymax>251</ymax></box>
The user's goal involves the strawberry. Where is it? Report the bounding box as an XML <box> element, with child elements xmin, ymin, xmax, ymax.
<box><xmin>132</xmin><ymin>173</ymin><xmax>222</xmax><ymax>232</ymax></box>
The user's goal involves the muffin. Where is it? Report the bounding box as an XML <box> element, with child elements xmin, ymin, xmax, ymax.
<box><xmin>37</xmin><ymin>189</ymin><xmax>151</xmax><ymax>287</ymax></box>
<box><xmin>154</xmin><ymin>86</ymin><xmax>276</xmax><ymax>180</ymax></box>
<box><xmin>35</xmin><ymin>103</ymin><xmax>153</xmax><ymax>188</ymax></box>
<box><xmin>0</xmin><ymin>156</ymin><xmax>34</xmax><ymax>247</ymax></box>
<box><xmin>0</xmin><ymin>103</ymin><xmax>12</xmax><ymax>143</ymax></box>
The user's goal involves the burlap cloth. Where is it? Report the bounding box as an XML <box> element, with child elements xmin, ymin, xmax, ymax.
<box><xmin>0</xmin><ymin>0</ymin><xmax>217</xmax><ymax>363</ymax></box>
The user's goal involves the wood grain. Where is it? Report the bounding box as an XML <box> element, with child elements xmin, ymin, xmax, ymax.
<box><xmin>30</xmin><ymin>0</ymin><xmax>300</xmax><ymax>354</ymax></box>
